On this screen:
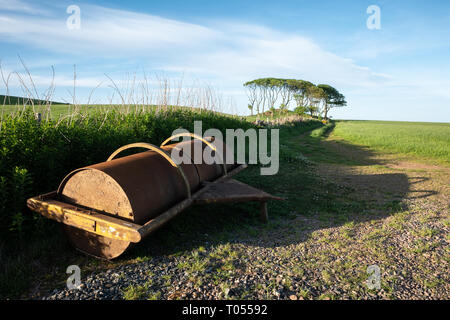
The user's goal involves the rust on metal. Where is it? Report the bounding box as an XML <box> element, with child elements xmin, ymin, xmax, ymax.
<box><xmin>160</xmin><ymin>133</ymin><xmax>228</xmax><ymax>176</ymax></box>
<box><xmin>106</xmin><ymin>142</ymin><xmax>192</xmax><ymax>198</ymax></box>
<box><xmin>26</xmin><ymin>134</ymin><xmax>281</xmax><ymax>260</ymax></box>
<box><xmin>193</xmin><ymin>178</ymin><xmax>282</xmax><ymax>204</ymax></box>
<box><xmin>161</xmin><ymin>140</ymin><xmax>224</xmax><ymax>183</ymax></box>
<box><xmin>57</xmin><ymin>151</ymin><xmax>195</xmax><ymax>224</ymax></box>
<box><xmin>259</xmin><ymin>202</ymin><xmax>269</xmax><ymax>224</ymax></box>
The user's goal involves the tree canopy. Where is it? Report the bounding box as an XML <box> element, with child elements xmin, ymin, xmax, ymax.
<box><xmin>244</xmin><ymin>78</ymin><xmax>346</xmax><ymax>119</ymax></box>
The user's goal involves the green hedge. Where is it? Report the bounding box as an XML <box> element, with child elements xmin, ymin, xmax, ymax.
<box><xmin>0</xmin><ymin>107</ymin><xmax>323</xmax><ymax>241</ymax></box>
<box><xmin>0</xmin><ymin>108</ymin><xmax>254</xmax><ymax>240</ymax></box>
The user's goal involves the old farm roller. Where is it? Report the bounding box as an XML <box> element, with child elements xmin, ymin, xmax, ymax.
<box><xmin>27</xmin><ymin>134</ymin><xmax>281</xmax><ymax>259</ymax></box>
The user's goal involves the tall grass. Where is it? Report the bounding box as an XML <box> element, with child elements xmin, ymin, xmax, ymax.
<box><xmin>0</xmin><ymin>108</ymin><xmax>256</xmax><ymax>239</ymax></box>
<box><xmin>1</xmin><ymin>60</ymin><xmax>240</xmax><ymax>123</ymax></box>
<box><xmin>0</xmin><ymin>62</ymin><xmax>252</xmax><ymax>236</ymax></box>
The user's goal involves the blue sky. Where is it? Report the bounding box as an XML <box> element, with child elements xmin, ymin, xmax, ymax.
<box><xmin>0</xmin><ymin>0</ymin><xmax>449</xmax><ymax>122</ymax></box>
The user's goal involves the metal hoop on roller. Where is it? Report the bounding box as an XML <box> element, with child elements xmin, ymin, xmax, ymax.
<box><xmin>160</xmin><ymin>133</ymin><xmax>227</xmax><ymax>176</ymax></box>
<box><xmin>107</xmin><ymin>142</ymin><xmax>191</xmax><ymax>198</ymax></box>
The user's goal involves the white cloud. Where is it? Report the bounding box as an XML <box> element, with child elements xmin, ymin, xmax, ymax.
<box><xmin>0</xmin><ymin>0</ymin><xmax>50</xmax><ymax>15</ymax></box>
<box><xmin>0</xmin><ymin>2</ymin><xmax>386</xmax><ymax>89</ymax></box>
<box><xmin>0</xmin><ymin>4</ymin><xmax>220</xmax><ymax>54</ymax></box>
<box><xmin>0</xmin><ymin>0</ymin><xmax>34</xmax><ymax>13</ymax></box>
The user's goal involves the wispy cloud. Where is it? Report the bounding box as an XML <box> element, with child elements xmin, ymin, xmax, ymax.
<box><xmin>0</xmin><ymin>4</ymin><xmax>219</xmax><ymax>53</ymax></box>
<box><xmin>0</xmin><ymin>2</ymin><xmax>387</xmax><ymax>90</ymax></box>
<box><xmin>0</xmin><ymin>0</ymin><xmax>50</xmax><ymax>15</ymax></box>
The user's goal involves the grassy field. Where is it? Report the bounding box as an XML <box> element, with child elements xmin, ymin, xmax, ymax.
<box><xmin>332</xmin><ymin>120</ymin><xmax>450</xmax><ymax>165</ymax></box>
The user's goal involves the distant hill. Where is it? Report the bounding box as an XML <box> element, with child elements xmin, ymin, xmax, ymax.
<box><xmin>0</xmin><ymin>95</ymin><xmax>68</xmax><ymax>106</ymax></box>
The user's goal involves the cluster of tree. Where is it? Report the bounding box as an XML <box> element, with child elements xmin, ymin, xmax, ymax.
<box><xmin>243</xmin><ymin>78</ymin><xmax>346</xmax><ymax>119</ymax></box>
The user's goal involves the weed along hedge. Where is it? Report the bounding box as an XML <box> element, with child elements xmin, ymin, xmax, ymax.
<box><xmin>0</xmin><ymin>107</ymin><xmax>258</xmax><ymax>242</ymax></box>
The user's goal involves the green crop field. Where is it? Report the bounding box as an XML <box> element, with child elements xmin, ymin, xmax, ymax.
<box><xmin>332</xmin><ymin>120</ymin><xmax>450</xmax><ymax>165</ymax></box>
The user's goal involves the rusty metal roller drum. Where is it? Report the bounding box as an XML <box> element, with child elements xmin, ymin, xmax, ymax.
<box><xmin>57</xmin><ymin>137</ymin><xmax>230</xmax><ymax>258</ymax></box>
<box><xmin>162</xmin><ymin>139</ymin><xmax>227</xmax><ymax>183</ymax></box>
<box><xmin>26</xmin><ymin>133</ymin><xmax>280</xmax><ymax>260</ymax></box>
<box><xmin>59</xmin><ymin>149</ymin><xmax>197</xmax><ymax>224</ymax></box>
